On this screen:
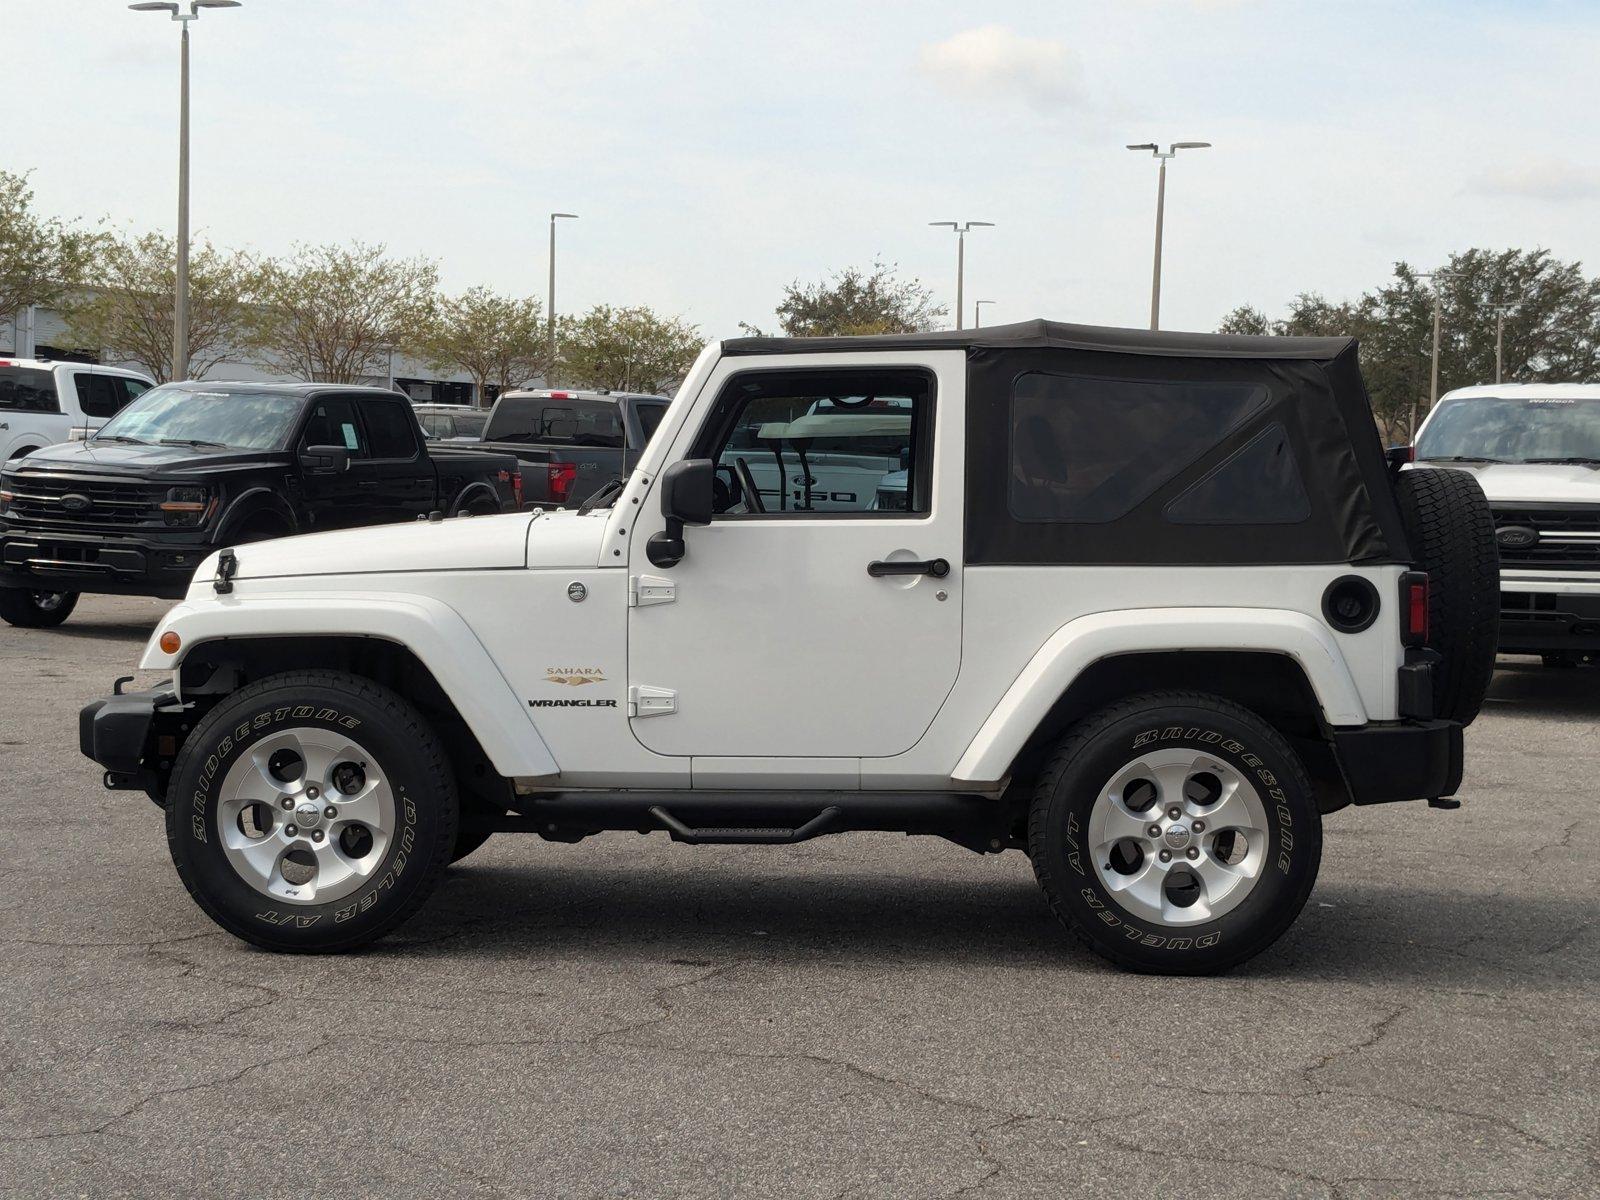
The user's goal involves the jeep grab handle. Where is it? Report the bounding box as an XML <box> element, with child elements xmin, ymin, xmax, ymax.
<box><xmin>867</xmin><ymin>557</ymin><xmax>950</xmax><ymax>578</ymax></box>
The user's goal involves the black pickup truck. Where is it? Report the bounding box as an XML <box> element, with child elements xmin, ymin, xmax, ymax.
<box><xmin>478</xmin><ymin>389</ymin><xmax>668</xmax><ymax>507</ymax></box>
<box><xmin>0</xmin><ymin>381</ymin><xmax>521</xmax><ymax>626</ymax></box>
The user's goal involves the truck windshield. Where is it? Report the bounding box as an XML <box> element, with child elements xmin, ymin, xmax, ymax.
<box><xmin>94</xmin><ymin>386</ymin><xmax>304</xmax><ymax>451</ymax></box>
<box><xmin>1417</xmin><ymin>396</ymin><xmax>1600</xmax><ymax>463</ymax></box>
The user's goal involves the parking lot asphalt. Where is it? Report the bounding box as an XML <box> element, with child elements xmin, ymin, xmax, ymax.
<box><xmin>1</xmin><ymin>594</ymin><xmax>1596</xmax><ymax>1199</ymax></box>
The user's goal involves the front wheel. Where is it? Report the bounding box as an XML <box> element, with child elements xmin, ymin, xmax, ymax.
<box><xmin>1028</xmin><ymin>691</ymin><xmax>1322</xmax><ymax>975</ymax></box>
<box><xmin>164</xmin><ymin>670</ymin><xmax>458</xmax><ymax>952</ymax></box>
<box><xmin>0</xmin><ymin>588</ymin><xmax>78</xmax><ymax>628</ymax></box>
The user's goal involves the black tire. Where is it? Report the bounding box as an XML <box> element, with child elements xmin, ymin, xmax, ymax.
<box><xmin>1394</xmin><ymin>467</ymin><xmax>1499</xmax><ymax>724</ymax></box>
<box><xmin>1028</xmin><ymin>691</ymin><xmax>1322</xmax><ymax>975</ymax></box>
<box><xmin>450</xmin><ymin>800</ymin><xmax>501</xmax><ymax>864</ymax></box>
<box><xmin>164</xmin><ymin>670</ymin><xmax>458</xmax><ymax>952</ymax></box>
<box><xmin>0</xmin><ymin>588</ymin><xmax>79</xmax><ymax>628</ymax></box>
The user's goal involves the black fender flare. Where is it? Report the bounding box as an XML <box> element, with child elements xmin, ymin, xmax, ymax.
<box><xmin>215</xmin><ymin>489</ymin><xmax>298</xmax><ymax>541</ymax></box>
<box><xmin>449</xmin><ymin>482</ymin><xmax>503</xmax><ymax>516</ymax></box>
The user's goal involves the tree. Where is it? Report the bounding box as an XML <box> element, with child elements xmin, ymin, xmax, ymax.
<box><xmin>0</xmin><ymin>169</ymin><xmax>98</xmax><ymax>329</ymax></box>
<box><xmin>747</xmin><ymin>260</ymin><xmax>946</xmax><ymax>337</ymax></box>
<box><xmin>60</xmin><ymin>231</ymin><xmax>264</xmax><ymax>382</ymax></box>
<box><xmin>254</xmin><ymin>242</ymin><xmax>438</xmax><ymax>383</ymax></box>
<box><xmin>422</xmin><ymin>286</ymin><xmax>548</xmax><ymax>406</ymax></box>
<box><xmin>554</xmin><ymin>304</ymin><xmax>702</xmax><ymax>394</ymax></box>
<box><xmin>1220</xmin><ymin>249</ymin><xmax>1600</xmax><ymax>439</ymax></box>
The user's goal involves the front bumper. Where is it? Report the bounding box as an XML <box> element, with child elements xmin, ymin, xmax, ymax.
<box><xmin>79</xmin><ymin>681</ymin><xmax>185</xmax><ymax>801</ymax></box>
<box><xmin>1500</xmin><ymin>586</ymin><xmax>1600</xmax><ymax>654</ymax></box>
<box><xmin>1331</xmin><ymin>719</ymin><xmax>1464</xmax><ymax>805</ymax></box>
<box><xmin>1</xmin><ymin>529</ymin><xmax>205</xmax><ymax>598</ymax></box>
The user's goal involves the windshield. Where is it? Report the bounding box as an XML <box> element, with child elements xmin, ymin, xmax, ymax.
<box><xmin>94</xmin><ymin>386</ymin><xmax>305</xmax><ymax>451</ymax></box>
<box><xmin>1417</xmin><ymin>396</ymin><xmax>1600</xmax><ymax>463</ymax></box>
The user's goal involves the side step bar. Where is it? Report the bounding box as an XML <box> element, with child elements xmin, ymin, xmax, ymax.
<box><xmin>490</xmin><ymin>790</ymin><xmax>1017</xmax><ymax>853</ymax></box>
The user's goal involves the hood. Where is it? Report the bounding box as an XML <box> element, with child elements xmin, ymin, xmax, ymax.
<box><xmin>1416</xmin><ymin>460</ymin><xmax>1600</xmax><ymax>505</ymax></box>
<box><xmin>11</xmin><ymin>438</ymin><xmax>286</xmax><ymax>478</ymax></box>
<box><xmin>195</xmin><ymin>508</ymin><xmax>611</xmax><ymax>587</ymax></box>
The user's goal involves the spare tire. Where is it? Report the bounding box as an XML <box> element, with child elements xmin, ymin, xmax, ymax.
<box><xmin>1394</xmin><ymin>467</ymin><xmax>1499</xmax><ymax>725</ymax></box>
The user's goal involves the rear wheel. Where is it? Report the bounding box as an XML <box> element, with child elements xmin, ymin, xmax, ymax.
<box><xmin>165</xmin><ymin>670</ymin><xmax>458</xmax><ymax>952</ymax></box>
<box><xmin>1395</xmin><ymin>467</ymin><xmax>1499</xmax><ymax>724</ymax></box>
<box><xmin>0</xmin><ymin>588</ymin><xmax>79</xmax><ymax>628</ymax></box>
<box><xmin>1028</xmin><ymin>691</ymin><xmax>1322</xmax><ymax>975</ymax></box>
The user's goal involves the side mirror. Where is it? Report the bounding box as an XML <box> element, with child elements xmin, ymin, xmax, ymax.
<box><xmin>300</xmin><ymin>444</ymin><xmax>351</xmax><ymax>473</ymax></box>
<box><xmin>1386</xmin><ymin>445</ymin><xmax>1415</xmax><ymax>471</ymax></box>
<box><xmin>647</xmin><ymin>458</ymin><xmax>714</xmax><ymax>568</ymax></box>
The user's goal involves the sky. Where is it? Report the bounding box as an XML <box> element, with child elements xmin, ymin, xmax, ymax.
<box><xmin>7</xmin><ymin>0</ymin><xmax>1600</xmax><ymax>341</ymax></box>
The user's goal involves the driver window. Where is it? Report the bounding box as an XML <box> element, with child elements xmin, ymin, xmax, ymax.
<box><xmin>705</xmin><ymin>371</ymin><xmax>932</xmax><ymax>516</ymax></box>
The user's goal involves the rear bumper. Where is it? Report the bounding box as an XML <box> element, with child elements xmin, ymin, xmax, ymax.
<box><xmin>1331</xmin><ymin>719</ymin><xmax>1464</xmax><ymax>805</ymax></box>
<box><xmin>1</xmin><ymin>529</ymin><xmax>201</xmax><ymax>598</ymax></box>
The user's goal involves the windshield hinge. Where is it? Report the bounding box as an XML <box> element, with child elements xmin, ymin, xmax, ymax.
<box><xmin>628</xmin><ymin>685</ymin><xmax>677</xmax><ymax>718</ymax></box>
<box><xmin>628</xmin><ymin>574</ymin><xmax>675</xmax><ymax>607</ymax></box>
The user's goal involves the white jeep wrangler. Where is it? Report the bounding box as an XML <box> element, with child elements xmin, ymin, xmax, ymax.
<box><xmin>80</xmin><ymin>321</ymin><xmax>1499</xmax><ymax>973</ymax></box>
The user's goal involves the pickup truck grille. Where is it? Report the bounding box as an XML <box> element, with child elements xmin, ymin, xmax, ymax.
<box><xmin>1492</xmin><ymin>506</ymin><xmax>1600</xmax><ymax>570</ymax></box>
<box><xmin>2</xmin><ymin>474</ymin><xmax>165</xmax><ymax>530</ymax></box>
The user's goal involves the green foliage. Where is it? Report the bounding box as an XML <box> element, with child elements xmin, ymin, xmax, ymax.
<box><xmin>749</xmin><ymin>260</ymin><xmax>946</xmax><ymax>337</ymax></box>
<box><xmin>0</xmin><ymin>169</ymin><xmax>98</xmax><ymax>327</ymax></box>
<box><xmin>1220</xmin><ymin>250</ymin><xmax>1600</xmax><ymax>437</ymax></box>
<box><xmin>554</xmin><ymin>304</ymin><xmax>701</xmax><ymax>394</ymax></box>
<box><xmin>61</xmin><ymin>230</ymin><xmax>265</xmax><ymax>383</ymax></box>
<box><xmin>422</xmin><ymin>286</ymin><xmax>548</xmax><ymax>406</ymax></box>
<box><xmin>254</xmin><ymin>242</ymin><xmax>439</xmax><ymax>384</ymax></box>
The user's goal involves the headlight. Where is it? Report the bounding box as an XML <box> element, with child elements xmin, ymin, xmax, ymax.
<box><xmin>160</xmin><ymin>485</ymin><xmax>214</xmax><ymax>526</ymax></box>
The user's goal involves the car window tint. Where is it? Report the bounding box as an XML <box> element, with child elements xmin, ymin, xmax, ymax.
<box><xmin>74</xmin><ymin>373</ymin><xmax>123</xmax><ymax>419</ymax></box>
<box><xmin>301</xmin><ymin>397</ymin><xmax>368</xmax><ymax>456</ymax></box>
<box><xmin>1163</xmin><ymin>423</ymin><xmax>1311</xmax><ymax>525</ymax></box>
<box><xmin>484</xmin><ymin>398</ymin><xmax>623</xmax><ymax>446</ymax></box>
<box><xmin>363</xmin><ymin>400</ymin><xmax>419</xmax><ymax>459</ymax></box>
<box><xmin>637</xmin><ymin>403</ymin><xmax>667</xmax><ymax>441</ymax></box>
<box><xmin>1008</xmin><ymin>373</ymin><xmax>1269</xmax><ymax>523</ymax></box>
<box><xmin>0</xmin><ymin>366</ymin><xmax>60</xmax><ymax>413</ymax></box>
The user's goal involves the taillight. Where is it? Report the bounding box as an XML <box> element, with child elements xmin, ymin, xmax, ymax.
<box><xmin>1401</xmin><ymin>571</ymin><xmax>1430</xmax><ymax>646</ymax></box>
<box><xmin>547</xmin><ymin>462</ymin><xmax>577</xmax><ymax>504</ymax></box>
<box><xmin>511</xmin><ymin>469</ymin><xmax>524</xmax><ymax>508</ymax></box>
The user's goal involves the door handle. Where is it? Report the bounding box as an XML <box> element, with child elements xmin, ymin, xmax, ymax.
<box><xmin>356</xmin><ymin>479</ymin><xmax>380</xmax><ymax>488</ymax></box>
<box><xmin>867</xmin><ymin>558</ymin><xmax>949</xmax><ymax>578</ymax></box>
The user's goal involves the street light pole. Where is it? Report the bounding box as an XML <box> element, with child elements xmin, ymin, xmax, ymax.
<box><xmin>929</xmin><ymin>221</ymin><xmax>994</xmax><ymax>330</ymax></box>
<box><xmin>973</xmin><ymin>300</ymin><xmax>995</xmax><ymax>328</ymax></box>
<box><xmin>130</xmin><ymin>1</ymin><xmax>241</xmax><ymax>382</ymax></box>
<box><xmin>1413</xmin><ymin>272</ymin><xmax>1451</xmax><ymax>439</ymax></box>
<box><xmin>1127</xmin><ymin>141</ymin><xmax>1210</xmax><ymax>331</ymax></box>
<box><xmin>547</xmin><ymin>212</ymin><xmax>578</xmax><ymax>379</ymax></box>
<box><xmin>1491</xmin><ymin>302</ymin><xmax>1516</xmax><ymax>385</ymax></box>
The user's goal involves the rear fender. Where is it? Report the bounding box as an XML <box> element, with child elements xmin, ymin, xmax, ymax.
<box><xmin>140</xmin><ymin>592</ymin><xmax>559</xmax><ymax>779</ymax></box>
<box><xmin>951</xmin><ymin>607</ymin><xmax>1368</xmax><ymax>785</ymax></box>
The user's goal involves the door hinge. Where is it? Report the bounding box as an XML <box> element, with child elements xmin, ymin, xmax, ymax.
<box><xmin>628</xmin><ymin>685</ymin><xmax>678</xmax><ymax>718</ymax></box>
<box><xmin>628</xmin><ymin>574</ymin><xmax>676</xmax><ymax>607</ymax></box>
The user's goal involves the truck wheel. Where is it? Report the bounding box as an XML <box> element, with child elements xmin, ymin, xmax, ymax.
<box><xmin>1395</xmin><ymin>468</ymin><xmax>1499</xmax><ymax>724</ymax></box>
<box><xmin>1028</xmin><ymin>691</ymin><xmax>1321</xmax><ymax>975</ymax></box>
<box><xmin>0</xmin><ymin>588</ymin><xmax>79</xmax><ymax>628</ymax></box>
<box><xmin>164</xmin><ymin>670</ymin><xmax>458</xmax><ymax>952</ymax></box>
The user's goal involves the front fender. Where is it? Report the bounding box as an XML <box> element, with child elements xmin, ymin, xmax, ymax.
<box><xmin>140</xmin><ymin>592</ymin><xmax>559</xmax><ymax>779</ymax></box>
<box><xmin>950</xmin><ymin>607</ymin><xmax>1368</xmax><ymax>785</ymax></box>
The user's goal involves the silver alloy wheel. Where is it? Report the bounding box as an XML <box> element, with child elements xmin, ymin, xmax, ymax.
<box><xmin>32</xmin><ymin>592</ymin><xmax>65</xmax><ymax>611</ymax></box>
<box><xmin>1088</xmin><ymin>747</ymin><xmax>1270</xmax><ymax>926</ymax></box>
<box><xmin>216</xmin><ymin>726</ymin><xmax>396</xmax><ymax>905</ymax></box>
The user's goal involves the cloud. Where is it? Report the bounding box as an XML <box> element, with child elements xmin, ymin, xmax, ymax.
<box><xmin>1467</xmin><ymin>159</ymin><xmax>1600</xmax><ymax>202</ymax></box>
<box><xmin>918</xmin><ymin>25</ymin><xmax>1085</xmax><ymax>111</ymax></box>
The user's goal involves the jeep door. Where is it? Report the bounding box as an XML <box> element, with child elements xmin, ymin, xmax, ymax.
<box><xmin>626</xmin><ymin>356</ymin><xmax>965</xmax><ymax>760</ymax></box>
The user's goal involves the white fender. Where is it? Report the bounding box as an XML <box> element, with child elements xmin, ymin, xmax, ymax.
<box><xmin>950</xmin><ymin>607</ymin><xmax>1368</xmax><ymax>785</ymax></box>
<box><xmin>140</xmin><ymin>593</ymin><xmax>559</xmax><ymax>779</ymax></box>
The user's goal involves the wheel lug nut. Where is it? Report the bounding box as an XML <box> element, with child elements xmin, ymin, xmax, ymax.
<box><xmin>1147</xmin><ymin>823</ymin><xmax>1161</xmax><ymax>838</ymax></box>
<box><xmin>284</xmin><ymin>824</ymin><xmax>298</xmax><ymax>836</ymax></box>
<box><xmin>306</xmin><ymin>786</ymin><xmax>320</xmax><ymax>800</ymax></box>
<box><xmin>1167</xmin><ymin>806</ymin><xmax>1181</xmax><ymax>820</ymax></box>
<box><xmin>1159</xmin><ymin>849</ymin><xmax>1172</xmax><ymax>863</ymax></box>
<box><xmin>280</xmin><ymin>797</ymin><xmax>294</xmax><ymax>810</ymax></box>
<box><xmin>1186</xmin><ymin>847</ymin><xmax>1199</xmax><ymax>860</ymax></box>
<box><xmin>324</xmin><ymin>806</ymin><xmax>337</xmax><ymax>819</ymax></box>
<box><xmin>311</xmin><ymin>829</ymin><xmax>324</xmax><ymax>842</ymax></box>
<box><xmin>1193</xmin><ymin>820</ymin><xmax>1205</xmax><ymax>833</ymax></box>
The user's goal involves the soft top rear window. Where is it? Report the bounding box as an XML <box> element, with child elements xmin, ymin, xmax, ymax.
<box><xmin>485</xmin><ymin>397</ymin><xmax>623</xmax><ymax>447</ymax></box>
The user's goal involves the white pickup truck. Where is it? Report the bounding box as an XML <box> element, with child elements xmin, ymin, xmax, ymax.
<box><xmin>0</xmin><ymin>357</ymin><xmax>155</xmax><ymax>462</ymax></box>
<box><xmin>80</xmin><ymin>321</ymin><xmax>1498</xmax><ymax>973</ymax></box>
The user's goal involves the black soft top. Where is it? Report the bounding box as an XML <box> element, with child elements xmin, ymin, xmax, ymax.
<box><xmin>722</xmin><ymin>318</ymin><xmax>1354</xmax><ymax>363</ymax></box>
<box><xmin>720</xmin><ymin>318</ymin><xmax>1407</xmax><ymax>567</ymax></box>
